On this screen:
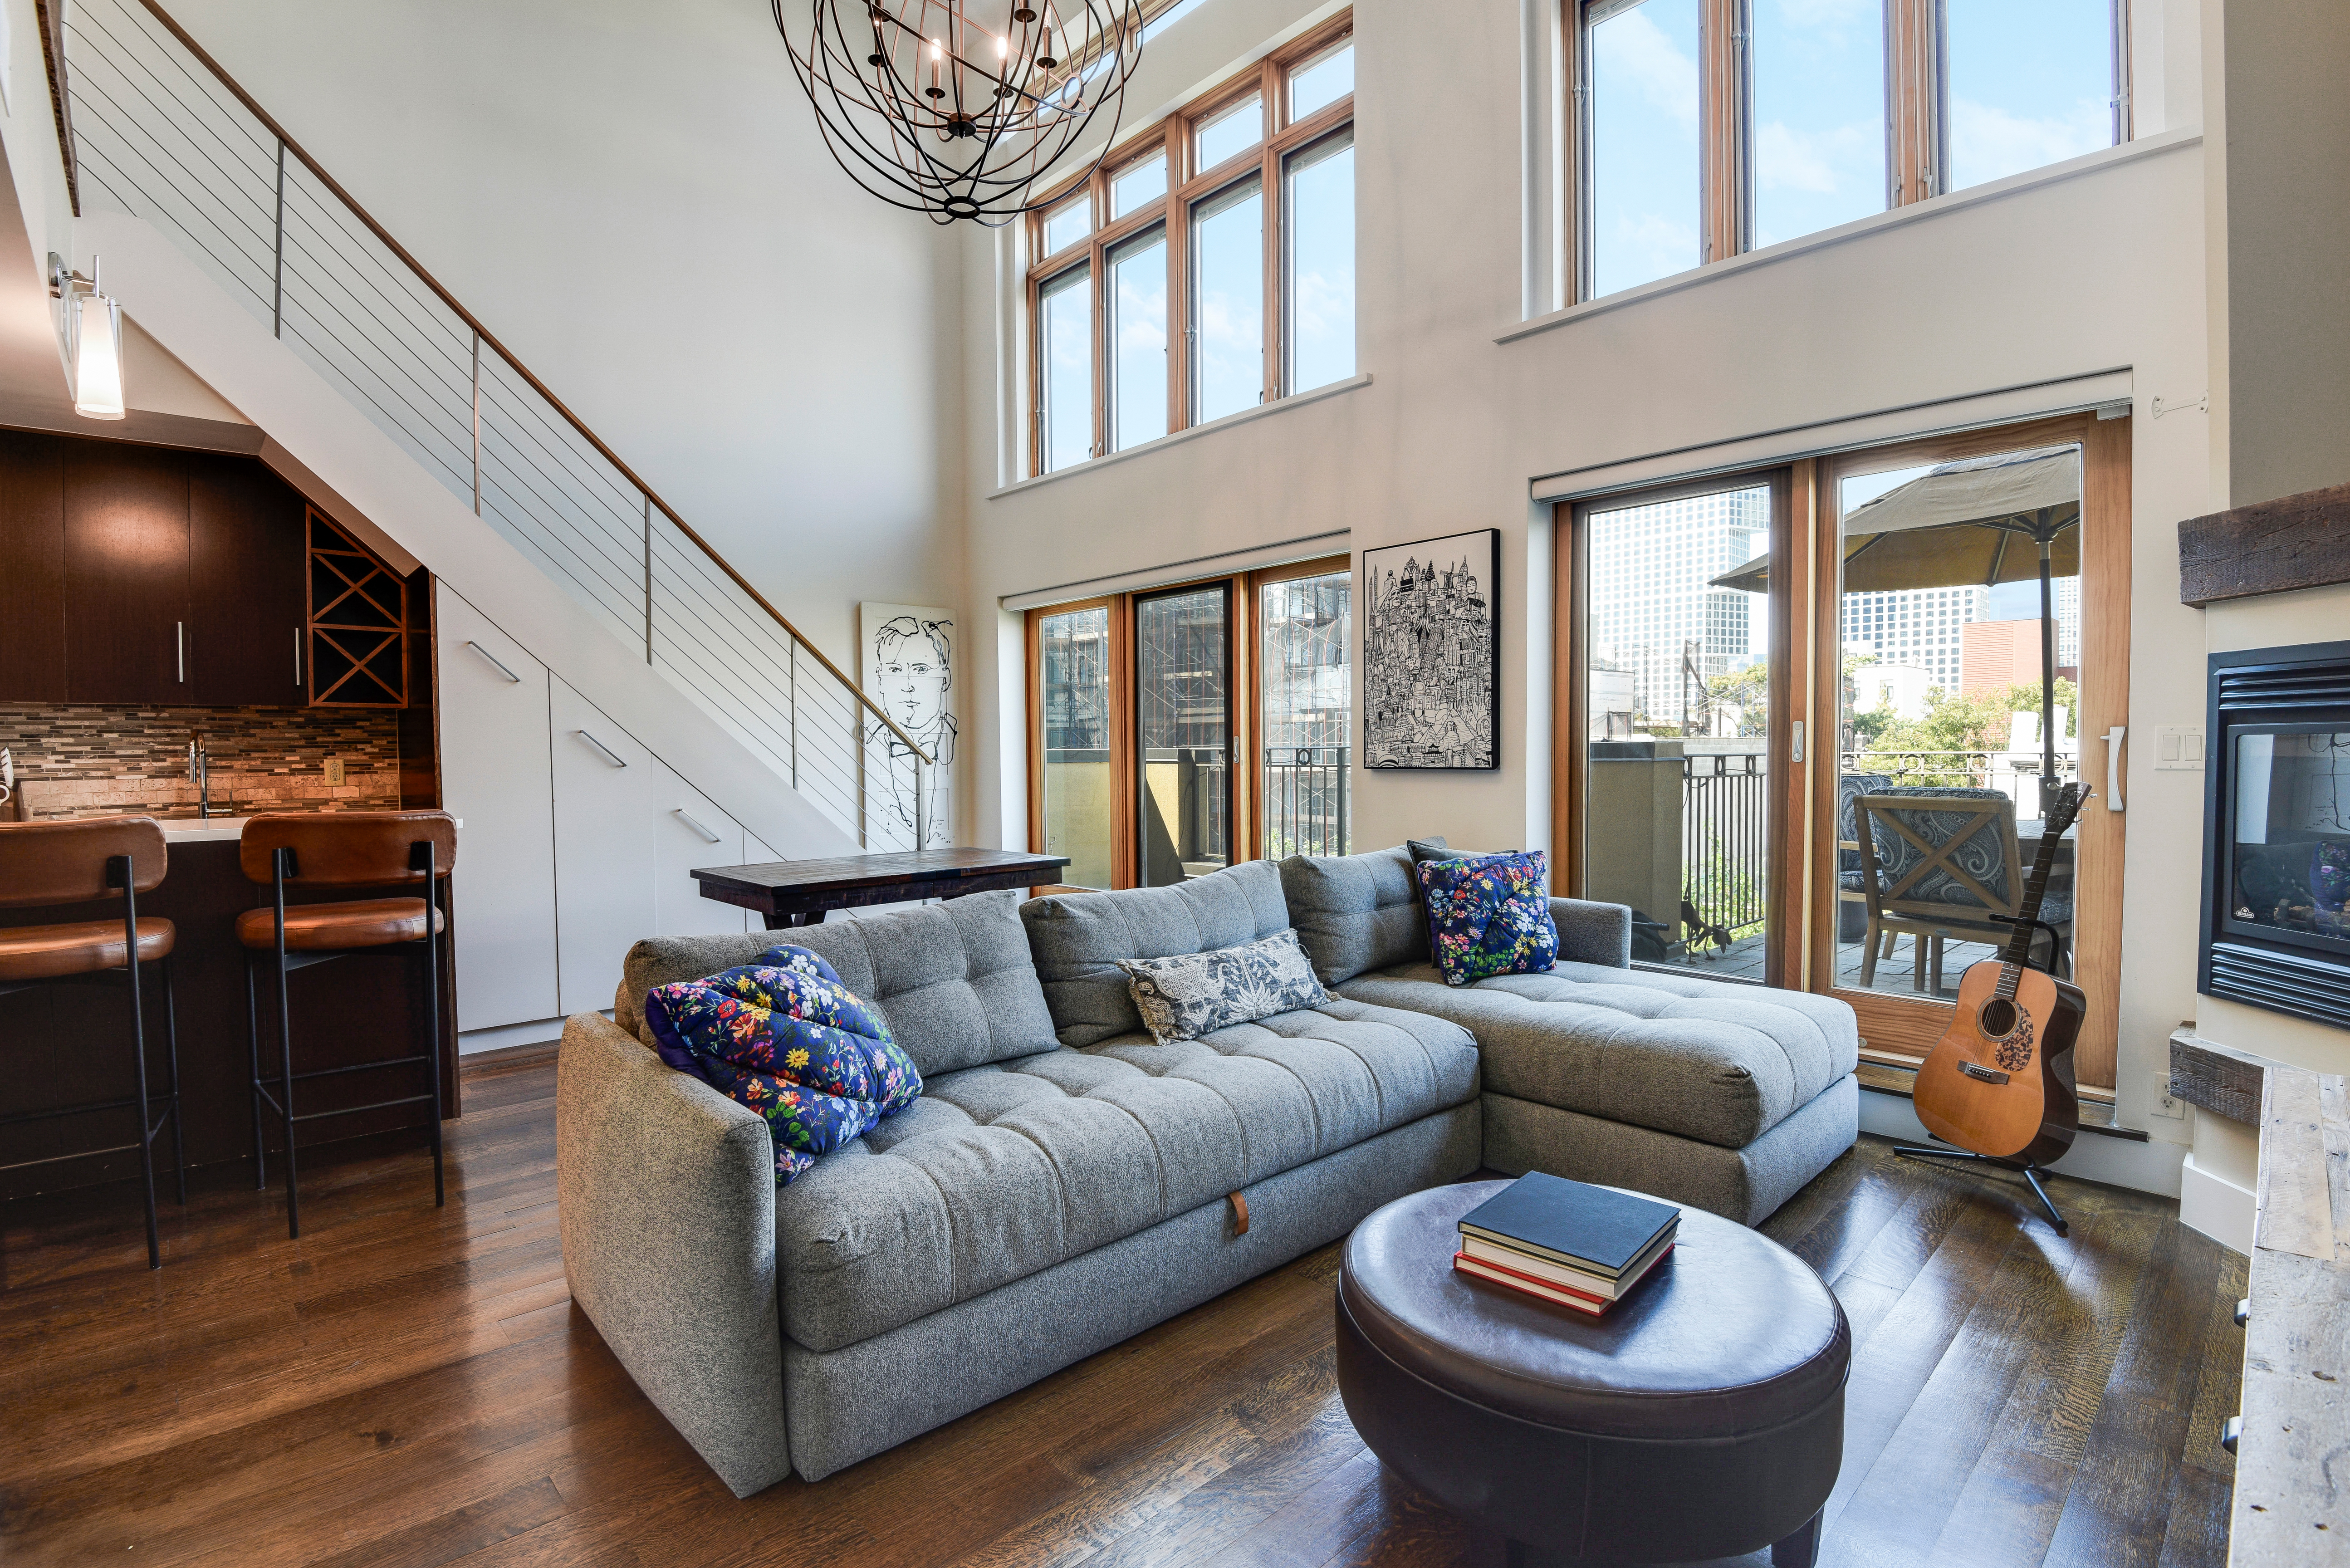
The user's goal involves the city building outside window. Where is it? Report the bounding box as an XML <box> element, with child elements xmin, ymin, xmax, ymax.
<box><xmin>1028</xmin><ymin>15</ymin><xmax>1354</xmax><ymax>475</ymax></box>
<box><xmin>1572</xmin><ymin>0</ymin><xmax>2130</xmax><ymax>299</ymax></box>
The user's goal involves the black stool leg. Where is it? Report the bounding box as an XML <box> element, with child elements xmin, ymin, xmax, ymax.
<box><xmin>113</xmin><ymin>855</ymin><xmax>161</xmax><ymax>1270</ymax></box>
<box><xmin>1772</xmin><ymin>1509</ymin><xmax>1824</xmax><ymax>1568</ymax></box>
<box><xmin>274</xmin><ymin>849</ymin><xmax>301</xmax><ymax>1240</ymax></box>
<box><xmin>423</xmin><ymin>843</ymin><xmax>445</xmax><ymax>1208</ymax></box>
<box><xmin>246</xmin><ymin>954</ymin><xmax>267</xmax><ymax>1189</ymax></box>
<box><xmin>162</xmin><ymin>955</ymin><xmax>186</xmax><ymax>1208</ymax></box>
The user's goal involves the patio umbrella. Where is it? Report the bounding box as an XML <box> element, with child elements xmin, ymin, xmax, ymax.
<box><xmin>1709</xmin><ymin>445</ymin><xmax>2081</xmax><ymax>797</ymax></box>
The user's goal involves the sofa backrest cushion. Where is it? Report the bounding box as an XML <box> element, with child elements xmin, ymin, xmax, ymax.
<box><xmin>1019</xmin><ymin>860</ymin><xmax>1290</xmax><ymax>1046</ymax></box>
<box><xmin>614</xmin><ymin>890</ymin><xmax>1058</xmax><ymax>1078</ymax></box>
<box><xmin>1278</xmin><ymin>843</ymin><xmax>1434</xmax><ymax>986</ymax></box>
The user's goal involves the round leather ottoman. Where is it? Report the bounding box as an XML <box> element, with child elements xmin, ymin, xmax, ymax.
<box><xmin>1336</xmin><ymin>1181</ymin><xmax>1849</xmax><ymax>1568</ymax></box>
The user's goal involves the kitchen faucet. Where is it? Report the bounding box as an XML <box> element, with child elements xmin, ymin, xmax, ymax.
<box><xmin>189</xmin><ymin>734</ymin><xmax>211</xmax><ymax>819</ymax></box>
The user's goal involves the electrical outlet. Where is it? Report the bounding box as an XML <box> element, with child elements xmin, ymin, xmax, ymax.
<box><xmin>2151</xmin><ymin>1071</ymin><xmax>2186</xmax><ymax>1120</ymax></box>
<box><xmin>324</xmin><ymin>757</ymin><xmax>346</xmax><ymax>786</ymax></box>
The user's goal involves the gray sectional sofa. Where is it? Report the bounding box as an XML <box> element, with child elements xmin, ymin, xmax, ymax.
<box><xmin>554</xmin><ymin>844</ymin><xmax>1857</xmax><ymax>1498</ymax></box>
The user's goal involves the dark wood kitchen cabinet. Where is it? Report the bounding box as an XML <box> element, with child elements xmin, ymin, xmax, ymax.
<box><xmin>0</xmin><ymin>431</ymin><xmax>66</xmax><ymax>701</ymax></box>
<box><xmin>190</xmin><ymin>451</ymin><xmax>308</xmax><ymax>704</ymax></box>
<box><xmin>0</xmin><ymin>429</ymin><xmax>313</xmax><ymax>706</ymax></box>
<box><xmin>63</xmin><ymin>440</ymin><xmax>191</xmax><ymax>704</ymax></box>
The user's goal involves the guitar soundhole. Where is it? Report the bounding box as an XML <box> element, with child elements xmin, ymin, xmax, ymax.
<box><xmin>1977</xmin><ymin>998</ymin><xmax>2037</xmax><ymax>1074</ymax></box>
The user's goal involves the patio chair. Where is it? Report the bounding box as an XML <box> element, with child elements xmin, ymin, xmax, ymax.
<box><xmin>1836</xmin><ymin>773</ymin><xmax>1895</xmax><ymax>944</ymax></box>
<box><xmin>1851</xmin><ymin>790</ymin><xmax>2070</xmax><ymax>994</ymax></box>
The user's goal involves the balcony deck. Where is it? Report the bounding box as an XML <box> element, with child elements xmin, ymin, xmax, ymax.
<box><xmin>1658</xmin><ymin>928</ymin><xmax>2004</xmax><ymax>998</ymax></box>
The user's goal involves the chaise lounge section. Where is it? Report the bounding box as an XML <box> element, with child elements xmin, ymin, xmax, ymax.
<box><xmin>1281</xmin><ymin>843</ymin><xmax>1860</xmax><ymax>1225</ymax></box>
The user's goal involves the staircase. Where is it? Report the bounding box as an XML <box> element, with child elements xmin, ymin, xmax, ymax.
<box><xmin>51</xmin><ymin>0</ymin><xmax>933</xmax><ymax>857</ymax></box>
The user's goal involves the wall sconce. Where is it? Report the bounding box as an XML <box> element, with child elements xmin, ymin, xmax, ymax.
<box><xmin>50</xmin><ymin>252</ymin><xmax>126</xmax><ymax>421</ymax></box>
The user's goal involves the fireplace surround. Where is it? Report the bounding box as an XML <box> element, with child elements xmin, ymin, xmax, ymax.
<box><xmin>2200</xmin><ymin>640</ymin><xmax>2350</xmax><ymax>1031</ymax></box>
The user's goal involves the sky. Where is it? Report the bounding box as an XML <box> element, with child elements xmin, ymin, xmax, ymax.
<box><xmin>1591</xmin><ymin>0</ymin><xmax>2115</xmax><ymax>296</ymax></box>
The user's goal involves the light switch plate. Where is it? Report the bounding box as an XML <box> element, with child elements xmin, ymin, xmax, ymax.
<box><xmin>2153</xmin><ymin>724</ymin><xmax>2204</xmax><ymax>770</ymax></box>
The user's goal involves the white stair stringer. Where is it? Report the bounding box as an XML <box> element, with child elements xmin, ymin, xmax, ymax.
<box><xmin>79</xmin><ymin>206</ymin><xmax>862</xmax><ymax>871</ymax></box>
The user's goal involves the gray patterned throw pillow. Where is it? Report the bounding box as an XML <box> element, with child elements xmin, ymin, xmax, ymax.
<box><xmin>1116</xmin><ymin>930</ymin><xmax>1333</xmax><ymax>1045</ymax></box>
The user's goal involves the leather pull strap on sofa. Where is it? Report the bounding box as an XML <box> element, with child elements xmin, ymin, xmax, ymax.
<box><xmin>553</xmin><ymin>847</ymin><xmax>1857</xmax><ymax>1497</ymax></box>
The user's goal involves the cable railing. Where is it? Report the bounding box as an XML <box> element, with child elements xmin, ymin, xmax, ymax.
<box><xmin>55</xmin><ymin>0</ymin><xmax>932</xmax><ymax>850</ymax></box>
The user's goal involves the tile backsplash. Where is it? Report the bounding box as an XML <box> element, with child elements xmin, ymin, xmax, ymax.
<box><xmin>0</xmin><ymin>704</ymin><xmax>404</xmax><ymax>820</ymax></box>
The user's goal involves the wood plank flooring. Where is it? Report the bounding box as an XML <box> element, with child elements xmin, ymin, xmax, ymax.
<box><xmin>0</xmin><ymin>1055</ymin><xmax>2247</xmax><ymax>1568</ymax></box>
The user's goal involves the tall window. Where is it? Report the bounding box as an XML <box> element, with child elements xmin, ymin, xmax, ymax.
<box><xmin>1029</xmin><ymin>16</ymin><xmax>1355</xmax><ymax>476</ymax></box>
<box><xmin>1028</xmin><ymin>557</ymin><xmax>1352</xmax><ymax>888</ymax></box>
<box><xmin>1572</xmin><ymin>0</ymin><xmax>2130</xmax><ymax>299</ymax></box>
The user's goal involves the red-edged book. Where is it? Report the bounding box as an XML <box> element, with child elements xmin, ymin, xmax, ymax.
<box><xmin>1452</xmin><ymin>1241</ymin><xmax>1675</xmax><ymax>1317</ymax></box>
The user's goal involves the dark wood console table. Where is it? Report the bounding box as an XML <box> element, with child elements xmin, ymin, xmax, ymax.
<box><xmin>691</xmin><ymin>848</ymin><xmax>1072</xmax><ymax>929</ymax></box>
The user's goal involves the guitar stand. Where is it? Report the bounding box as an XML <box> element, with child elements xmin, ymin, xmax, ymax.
<box><xmin>1891</xmin><ymin>1143</ymin><xmax>2069</xmax><ymax>1235</ymax></box>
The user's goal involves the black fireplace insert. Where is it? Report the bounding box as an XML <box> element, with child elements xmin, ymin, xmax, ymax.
<box><xmin>2200</xmin><ymin>640</ymin><xmax>2350</xmax><ymax>1030</ymax></box>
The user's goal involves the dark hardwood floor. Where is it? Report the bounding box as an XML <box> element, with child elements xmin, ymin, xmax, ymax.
<box><xmin>0</xmin><ymin>1056</ymin><xmax>2247</xmax><ymax>1568</ymax></box>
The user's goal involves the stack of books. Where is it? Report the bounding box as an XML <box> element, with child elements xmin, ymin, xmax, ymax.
<box><xmin>1453</xmin><ymin>1172</ymin><xmax>1680</xmax><ymax>1317</ymax></box>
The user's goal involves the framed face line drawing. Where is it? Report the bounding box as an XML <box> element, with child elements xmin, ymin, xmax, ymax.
<box><xmin>859</xmin><ymin>603</ymin><xmax>957</xmax><ymax>848</ymax></box>
<box><xmin>1361</xmin><ymin>529</ymin><xmax>1498</xmax><ymax>771</ymax></box>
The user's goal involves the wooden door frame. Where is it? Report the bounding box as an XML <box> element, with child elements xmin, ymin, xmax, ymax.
<box><xmin>1552</xmin><ymin>464</ymin><xmax>1802</xmax><ymax>989</ymax></box>
<box><xmin>1810</xmin><ymin>412</ymin><xmax>2130</xmax><ymax>1090</ymax></box>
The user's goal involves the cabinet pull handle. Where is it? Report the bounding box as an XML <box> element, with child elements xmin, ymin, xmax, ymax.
<box><xmin>176</xmin><ymin>622</ymin><xmax>186</xmax><ymax>683</ymax></box>
<box><xmin>674</xmin><ymin>808</ymin><xmax>722</xmax><ymax>843</ymax></box>
<box><xmin>575</xmin><ymin>730</ymin><xmax>628</xmax><ymax>768</ymax></box>
<box><xmin>294</xmin><ymin>626</ymin><xmax>304</xmax><ymax>686</ymax></box>
<box><xmin>465</xmin><ymin>640</ymin><xmax>522</xmax><ymax>683</ymax></box>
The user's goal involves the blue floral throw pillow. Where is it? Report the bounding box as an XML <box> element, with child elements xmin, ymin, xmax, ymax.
<box><xmin>644</xmin><ymin>945</ymin><xmax>921</xmax><ymax>1183</ymax></box>
<box><xmin>1414</xmin><ymin>850</ymin><xmax>1559</xmax><ymax>987</ymax></box>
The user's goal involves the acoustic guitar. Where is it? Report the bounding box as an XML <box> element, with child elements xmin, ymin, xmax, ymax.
<box><xmin>1913</xmin><ymin>783</ymin><xmax>2088</xmax><ymax>1168</ymax></box>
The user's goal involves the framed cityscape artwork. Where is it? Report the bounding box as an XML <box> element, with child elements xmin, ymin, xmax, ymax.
<box><xmin>1362</xmin><ymin>529</ymin><xmax>1499</xmax><ymax>770</ymax></box>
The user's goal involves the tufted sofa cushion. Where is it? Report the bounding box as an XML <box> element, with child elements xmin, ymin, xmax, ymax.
<box><xmin>771</xmin><ymin>995</ymin><xmax>1479</xmax><ymax>1352</ymax></box>
<box><xmin>1338</xmin><ymin>960</ymin><xmax>1858</xmax><ymax>1149</ymax></box>
<box><xmin>1020</xmin><ymin>861</ymin><xmax>1294</xmax><ymax>1046</ymax></box>
<box><xmin>615</xmin><ymin>892</ymin><xmax>1059</xmax><ymax>1079</ymax></box>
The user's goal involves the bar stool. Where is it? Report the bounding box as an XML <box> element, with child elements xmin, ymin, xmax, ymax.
<box><xmin>239</xmin><ymin>811</ymin><xmax>456</xmax><ymax>1239</ymax></box>
<box><xmin>0</xmin><ymin>817</ymin><xmax>185</xmax><ymax>1269</ymax></box>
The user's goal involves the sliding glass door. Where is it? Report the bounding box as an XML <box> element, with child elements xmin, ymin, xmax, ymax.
<box><xmin>1572</xmin><ymin>476</ymin><xmax>1782</xmax><ymax>981</ymax></box>
<box><xmin>1258</xmin><ymin>563</ymin><xmax>1353</xmax><ymax>858</ymax></box>
<box><xmin>1136</xmin><ymin>584</ymin><xmax>1234</xmax><ymax>886</ymax></box>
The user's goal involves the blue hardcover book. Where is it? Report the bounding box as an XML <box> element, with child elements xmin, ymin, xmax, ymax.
<box><xmin>1457</xmin><ymin>1171</ymin><xmax>1680</xmax><ymax>1278</ymax></box>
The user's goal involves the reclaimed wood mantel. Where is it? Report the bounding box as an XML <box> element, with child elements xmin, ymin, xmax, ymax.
<box><xmin>2179</xmin><ymin>480</ymin><xmax>2350</xmax><ymax>605</ymax></box>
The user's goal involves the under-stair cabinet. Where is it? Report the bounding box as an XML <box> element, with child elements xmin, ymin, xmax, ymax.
<box><xmin>432</xmin><ymin>582</ymin><xmax>774</xmax><ymax>1046</ymax></box>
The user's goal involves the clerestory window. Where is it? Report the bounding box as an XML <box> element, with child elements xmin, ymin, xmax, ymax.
<box><xmin>1028</xmin><ymin>15</ymin><xmax>1355</xmax><ymax>475</ymax></box>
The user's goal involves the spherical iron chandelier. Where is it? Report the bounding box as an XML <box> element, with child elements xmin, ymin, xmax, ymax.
<box><xmin>773</xmin><ymin>1</ymin><xmax>1147</xmax><ymax>226</ymax></box>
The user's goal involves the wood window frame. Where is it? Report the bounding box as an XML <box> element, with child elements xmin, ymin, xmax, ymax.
<box><xmin>1550</xmin><ymin>415</ymin><xmax>2130</xmax><ymax>1092</ymax></box>
<box><xmin>1812</xmin><ymin>412</ymin><xmax>2130</xmax><ymax>1091</ymax></box>
<box><xmin>1025</xmin><ymin>550</ymin><xmax>1355</xmax><ymax>887</ymax></box>
<box><xmin>1563</xmin><ymin>0</ymin><xmax>2131</xmax><ymax>302</ymax></box>
<box><xmin>1024</xmin><ymin>12</ymin><xmax>1355</xmax><ymax>476</ymax></box>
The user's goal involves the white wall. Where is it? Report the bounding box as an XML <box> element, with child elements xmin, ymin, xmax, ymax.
<box><xmin>960</xmin><ymin>0</ymin><xmax>2227</xmax><ymax>1153</ymax></box>
<box><xmin>158</xmin><ymin>0</ymin><xmax>968</xmax><ymax>762</ymax></box>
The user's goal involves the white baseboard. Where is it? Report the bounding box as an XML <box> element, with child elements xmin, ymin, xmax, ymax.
<box><xmin>2177</xmin><ymin>1150</ymin><xmax>2255</xmax><ymax>1254</ymax></box>
<box><xmin>1858</xmin><ymin>1085</ymin><xmax>2186</xmax><ymax>1199</ymax></box>
<box><xmin>459</xmin><ymin>1016</ymin><xmax>570</xmax><ymax>1056</ymax></box>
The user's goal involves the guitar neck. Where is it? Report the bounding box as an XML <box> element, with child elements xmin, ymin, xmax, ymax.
<box><xmin>1998</xmin><ymin>809</ymin><xmax>2071</xmax><ymax>980</ymax></box>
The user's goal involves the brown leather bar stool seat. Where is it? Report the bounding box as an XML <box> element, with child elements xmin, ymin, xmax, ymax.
<box><xmin>239</xmin><ymin>811</ymin><xmax>457</xmax><ymax>1240</ymax></box>
<box><xmin>0</xmin><ymin>816</ymin><xmax>186</xmax><ymax>1269</ymax></box>
<box><xmin>0</xmin><ymin>918</ymin><xmax>176</xmax><ymax>980</ymax></box>
<box><xmin>232</xmin><ymin>898</ymin><xmax>442</xmax><ymax>951</ymax></box>
<box><xmin>1337</xmin><ymin>1181</ymin><xmax>1850</xmax><ymax>1568</ymax></box>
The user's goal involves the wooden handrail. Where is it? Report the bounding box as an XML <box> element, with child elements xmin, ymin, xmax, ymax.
<box><xmin>103</xmin><ymin>0</ymin><xmax>933</xmax><ymax>766</ymax></box>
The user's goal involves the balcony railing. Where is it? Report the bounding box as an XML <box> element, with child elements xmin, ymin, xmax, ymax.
<box><xmin>1683</xmin><ymin>751</ymin><xmax>1767</xmax><ymax>941</ymax></box>
<box><xmin>1841</xmin><ymin>749</ymin><xmax>2081</xmax><ymax>795</ymax></box>
<box><xmin>54</xmin><ymin>0</ymin><xmax>932</xmax><ymax>848</ymax></box>
<box><xmin>1263</xmin><ymin>745</ymin><xmax>1350</xmax><ymax>859</ymax></box>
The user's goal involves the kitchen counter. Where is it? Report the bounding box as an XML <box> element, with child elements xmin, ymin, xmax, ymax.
<box><xmin>149</xmin><ymin>814</ymin><xmax>464</xmax><ymax>844</ymax></box>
